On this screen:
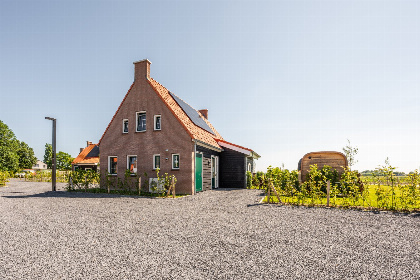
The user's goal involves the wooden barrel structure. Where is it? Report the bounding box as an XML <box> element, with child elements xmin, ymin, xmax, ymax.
<box><xmin>298</xmin><ymin>151</ymin><xmax>348</xmax><ymax>183</ymax></box>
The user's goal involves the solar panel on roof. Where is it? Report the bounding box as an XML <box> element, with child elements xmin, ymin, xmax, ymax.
<box><xmin>86</xmin><ymin>146</ymin><xmax>99</xmax><ymax>157</ymax></box>
<box><xmin>169</xmin><ymin>92</ymin><xmax>215</xmax><ymax>135</ymax></box>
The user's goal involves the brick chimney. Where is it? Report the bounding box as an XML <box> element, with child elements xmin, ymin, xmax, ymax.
<box><xmin>86</xmin><ymin>141</ymin><xmax>92</xmax><ymax>147</ymax></box>
<box><xmin>133</xmin><ymin>59</ymin><xmax>151</xmax><ymax>80</ymax></box>
<box><xmin>199</xmin><ymin>109</ymin><xmax>208</xmax><ymax>119</ymax></box>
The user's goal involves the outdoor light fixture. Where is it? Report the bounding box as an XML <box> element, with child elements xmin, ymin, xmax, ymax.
<box><xmin>45</xmin><ymin>117</ymin><xmax>56</xmax><ymax>191</ymax></box>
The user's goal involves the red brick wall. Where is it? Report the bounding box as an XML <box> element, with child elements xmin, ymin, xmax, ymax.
<box><xmin>99</xmin><ymin>61</ymin><xmax>194</xmax><ymax>194</ymax></box>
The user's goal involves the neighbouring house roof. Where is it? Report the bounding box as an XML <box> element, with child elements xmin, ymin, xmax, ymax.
<box><xmin>72</xmin><ymin>144</ymin><xmax>99</xmax><ymax>165</ymax></box>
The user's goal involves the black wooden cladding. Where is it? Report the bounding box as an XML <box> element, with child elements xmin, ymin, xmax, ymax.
<box><xmin>219</xmin><ymin>147</ymin><xmax>246</xmax><ymax>188</ymax></box>
<box><xmin>196</xmin><ymin>146</ymin><xmax>219</xmax><ymax>191</ymax></box>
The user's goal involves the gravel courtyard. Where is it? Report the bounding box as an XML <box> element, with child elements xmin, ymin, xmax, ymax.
<box><xmin>1</xmin><ymin>180</ymin><xmax>419</xmax><ymax>279</ymax></box>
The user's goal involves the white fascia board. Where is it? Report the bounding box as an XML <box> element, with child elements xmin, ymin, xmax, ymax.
<box><xmin>218</xmin><ymin>141</ymin><xmax>252</xmax><ymax>156</ymax></box>
<box><xmin>194</xmin><ymin>139</ymin><xmax>223</xmax><ymax>152</ymax></box>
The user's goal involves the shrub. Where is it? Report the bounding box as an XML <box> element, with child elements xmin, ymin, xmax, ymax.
<box><xmin>0</xmin><ymin>171</ymin><xmax>9</xmax><ymax>186</ymax></box>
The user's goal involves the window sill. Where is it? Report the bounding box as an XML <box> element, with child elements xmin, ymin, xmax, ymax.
<box><xmin>153</xmin><ymin>129</ymin><xmax>161</xmax><ymax>131</ymax></box>
<box><xmin>135</xmin><ymin>130</ymin><xmax>146</xmax><ymax>133</ymax></box>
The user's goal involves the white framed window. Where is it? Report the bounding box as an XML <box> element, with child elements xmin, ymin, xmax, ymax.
<box><xmin>127</xmin><ymin>155</ymin><xmax>137</xmax><ymax>174</ymax></box>
<box><xmin>153</xmin><ymin>154</ymin><xmax>160</xmax><ymax>170</ymax></box>
<box><xmin>123</xmin><ymin>119</ymin><xmax>128</xmax><ymax>133</ymax></box>
<box><xmin>136</xmin><ymin>111</ymin><xmax>146</xmax><ymax>132</ymax></box>
<box><xmin>172</xmin><ymin>154</ymin><xmax>180</xmax><ymax>169</ymax></box>
<box><xmin>248</xmin><ymin>163</ymin><xmax>252</xmax><ymax>172</ymax></box>
<box><xmin>154</xmin><ymin>115</ymin><xmax>161</xmax><ymax>131</ymax></box>
<box><xmin>108</xmin><ymin>156</ymin><xmax>118</xmax><ymax>175</ymax></box>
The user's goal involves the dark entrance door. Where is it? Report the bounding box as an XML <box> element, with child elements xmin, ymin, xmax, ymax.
<box><xmin>195</xmin><ymin>153</ymin><xmax>203</xmax><ymax>192</ymax></box>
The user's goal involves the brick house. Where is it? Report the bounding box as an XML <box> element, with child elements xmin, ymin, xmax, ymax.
<box><xmin>99</xmin><ymin>59</ymin><xmax>260</xmax><ymax>194</ymax></box>
<box><xmin>72</xmin><ymin>141</ymin><xmax>100</xmax><ymax>171</ymax></box>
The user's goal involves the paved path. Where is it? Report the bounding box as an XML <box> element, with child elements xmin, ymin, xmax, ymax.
<box><xmin>1</xmin><ymin>179</ymin><xmax>419</xmax><ymax>279</ymax></box>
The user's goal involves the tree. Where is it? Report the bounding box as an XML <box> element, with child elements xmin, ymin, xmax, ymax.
<box><xmin>44</xmin><ymin>143</ymin><xmax>52</xmax><ymax>169</ymax></box>
<box><xmin>56</xmin><ymin>151</ymin><xmax>74</xmax><ymax>170</ymax></box>
<box><xmin>16</xmin><ymin>141</ymin><xmax>37</xmax><ymax>169</ymax></box>
<box><xmin>342</xmin><ymin>139</ymin><xmax>358</xmax><ymax>170</ymax></box>
<box><xmin>0</xmin><ymin>146</ymin><xmax>19</xmax><ymax>173</ymax></box>
<box><xmin>0</xmin><ymin>120</ymin><xmax>19</xmax><ymax>149</ymax></box>
<box><xmin>0</xmin><ymin>120</ymin><xmax>37</xmax><ymax>173</ymax></box>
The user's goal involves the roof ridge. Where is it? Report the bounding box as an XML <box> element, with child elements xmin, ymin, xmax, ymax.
<box><xmin>148</xmin><ymin>78</ymin><xmax>222</xmax><ymax>148</ymax></box>
<box><xmin>150</xmin><ymin>78</ymin><xmax>218</xmax><ymax>135</ymax></box>
<box><xmin>151</xmin><ymin>78</ymin><xmax>207</xmax><ymax>123</ymax></box>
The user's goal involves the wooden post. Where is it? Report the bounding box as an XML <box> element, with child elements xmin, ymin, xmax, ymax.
<box><xmin>70</xmin><ymin>176</ymin><xmax>73</xmax><ymax>190</ymax></box>
<box><xmin>138</xmin><ymin>177</ymin><xmax>141</xmax><ymax>195</ymax></box>
<box><xmin>326</xmin><ymin>180</ymin><xmax>330</xmax><ymax>207</ymax></box>
<box><xmin>270</xmin><ymin>181</ymin><xmax>282</xmax><ymax>204</ymax></box>
<box><xmin>172</xmin><ymin>177</ymin><xmax>176</xmax><ymax>198</ymax></box>
<box><xmin>164</xmin><ymin>176</ymin><xmax>176</xmax><ymax>198</ymax></box>
<box><xmin>166</xmin><ymin>182</ymin><xmax>172</xmax><ymax>198</ymax></box>
<box><xmin>85</xmin><ymin>175</ymin><xmax>87</xmax><ymax>192</ymax></box>
<box><xmin>267</xmin><ymin>182</ymin><xmax>271</xmax><ymax>204</ymax></box>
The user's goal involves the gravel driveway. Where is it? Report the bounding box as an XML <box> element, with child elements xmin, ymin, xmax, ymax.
<box><xmin>1</xmin><ymin>179</ymin><xmax>419</xmax><ymax>279</ymax></box>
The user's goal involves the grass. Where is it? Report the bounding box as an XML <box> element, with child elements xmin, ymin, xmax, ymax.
<box><xmin>263</xmin><ymin>185</ymin><xmax>420</xmax><ymax>212</ymax></box>
<box><xmin>67</xmin><ymin>187</ymin><xmax>186</xmax><ymax>198</ymax></box>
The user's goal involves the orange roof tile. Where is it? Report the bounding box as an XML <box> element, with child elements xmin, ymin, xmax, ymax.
<box><xmin>78</xmin><ymin>158</ymin><xmax>100</xmax><ymax>165</ymax></box>
<box><xmin>72</xmin><ymin>144</ymin><xmax>99</xmax><ymax>165</ymax></box>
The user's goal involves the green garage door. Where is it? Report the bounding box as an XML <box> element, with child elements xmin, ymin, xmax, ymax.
<box><xmin>195</xmin><ymin>153</ymin><xmax>203</xmax><ymax>192</ymax></box>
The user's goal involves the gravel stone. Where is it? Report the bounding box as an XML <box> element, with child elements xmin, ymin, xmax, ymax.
<box><xmin>1</xmin><ymin>179</ymin><xmax>419</xmax><ymax>279</ymax></box>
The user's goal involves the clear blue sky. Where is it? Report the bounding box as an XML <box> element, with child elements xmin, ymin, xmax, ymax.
<box><xmin>1</xmin><ymin>0</ymin><xmax>419</xmax><ymax>172</ymax></box>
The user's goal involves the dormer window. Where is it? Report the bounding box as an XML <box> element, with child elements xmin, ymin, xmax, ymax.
<box><xmin>136</xmin><ymin>112</ymin><xmax>146</xmax><ymax>132</ymax></box>
<box><xmin>154</xmin><ymin>115</ymin><xmax>161</xmax><ymax>130</ymax></box>
<box><xmin>123</xmin><ymin>119</ymin><xmax>128</xmax><ymax>133</ymax></box>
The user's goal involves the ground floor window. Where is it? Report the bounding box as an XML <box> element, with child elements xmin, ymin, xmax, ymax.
<box><xmin>153</xmin><ymin>154</ymin><xmax>160</xmax><ymax>170</ymax></box>
<box><xmin>127</xmin><ymin>155</ymin><xmax>137</xmax><ymax>174</ymax></box>
<box><xmin>109</xmin><ymin>156</ymin><xmax>118</xmax><ymax>174</ymax></box>
<box><xmin>172</xmin><ymin>154</ymin><xmax>180</xmax><ymax>169</ymax></box>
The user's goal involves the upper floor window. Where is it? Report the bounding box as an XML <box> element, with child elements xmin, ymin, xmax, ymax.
<box><xmin>109</xmin><ymin>156</ymin><xmax>118</xmax><ymax>175</ymax></box>
<box><xmin>172</xmin><ymin>154</ymin><xmax>180</xmax><ymax>169</ymax></box>
<box><xmin>154</xmin><ymin>115</ymin><xmax>161</xmax><ymax>131</ymax></box>
<box><xmin>123</xmin><ymin>119</ymin><xmax>128</xmax><ymax>133</ymax></box>
<box><xmin>136</xmin><ymin>112</ymin><xmax>146</xmax><ymax>132</ymax></box>
<box><xmin>127</xmin><ymin>155</ymin><xmax>137</xmax><ymax>174</ymax></box>
<box><xmin>153</xmin><ymin>154</ymin><xmax>160</xmax><ymax>170</ymax></box>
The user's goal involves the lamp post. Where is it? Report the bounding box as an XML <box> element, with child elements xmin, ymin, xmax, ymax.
<box><xmin>45</xmin><ymin>117</ymin><xmax>56</xmax><ymax>191</ymax></box>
